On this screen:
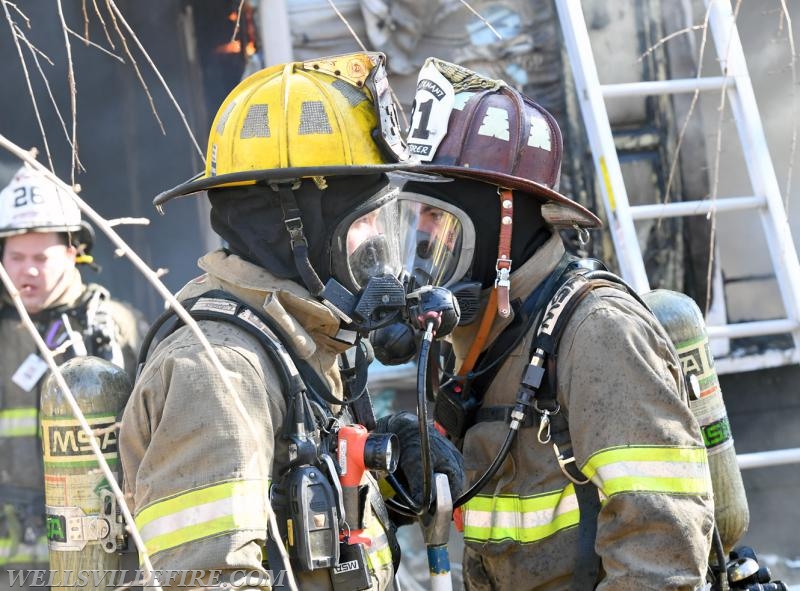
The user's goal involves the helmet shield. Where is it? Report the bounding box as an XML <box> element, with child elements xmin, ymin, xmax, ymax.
<box><xmin>403</xmin><ymin>58</ymin><xmax>601</xmax><ymax>229</ymax></box>
<box><xmin>0</xmin><ymin>166</ymin><xmax>82</xmax><ymax>238</ymax></box>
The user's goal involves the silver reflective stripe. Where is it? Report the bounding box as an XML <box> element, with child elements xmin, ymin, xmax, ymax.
<box><xmin>135</xmin><ymin>480</ymin><xmax>269</xmax><ymax>555</ymax></box>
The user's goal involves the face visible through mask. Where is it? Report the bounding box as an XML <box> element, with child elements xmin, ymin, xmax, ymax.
<box><xmin>396</xmin><ymin>193</ymin><xmax>475</xmax><ymax>288</ymax></box>
<box><xmin>341</xmin><ymin>201</ymin><xmax>403</xmax><ymax>291</ymax></box>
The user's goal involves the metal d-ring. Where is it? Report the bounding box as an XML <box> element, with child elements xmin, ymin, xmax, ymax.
<box><xmin>574</xmin><ymin>225</ymin><xmax>591</xmax><ymax>247</ymax></box>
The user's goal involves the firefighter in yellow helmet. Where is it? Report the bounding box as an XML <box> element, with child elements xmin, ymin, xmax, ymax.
<box><xmin>379</xmin><ymin>58</ymin><xmax>717</xmax><ymax>590</ymax></box>
<box><xmin>0</xmin><ymin>165</ymin><xmax>143</xmax><ymax>580</ymax></box>
<box><xmin>119</xmin><ymin>53</ymin><xmax>464</xmax><ymax>589</ymax></box>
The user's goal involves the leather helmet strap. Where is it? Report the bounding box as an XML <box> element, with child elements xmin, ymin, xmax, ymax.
<box><xmin>495</xmin><ymin>189</ymin><xmax>514</xmax><ymax>318</ymax></box>
<box><xmin>457</xmin><ymin>189</ymin><xmax>514</xmax><ymax>377</ymax></box>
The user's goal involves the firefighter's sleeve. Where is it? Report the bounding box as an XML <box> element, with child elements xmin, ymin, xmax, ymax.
<box><xmin>119</xmin><ymin>323</ymin><xmax>285</xmax><ymax>585</ymax></box>
<box><xmin>559</xmin><ymin>291</ymin><xmax>715</xmax><ymax>590</ymax></box>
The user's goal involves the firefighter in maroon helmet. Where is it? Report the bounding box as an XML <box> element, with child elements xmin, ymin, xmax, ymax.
<box><xmin>385</xmin><ymin>58</ymin><xmax>715</xmax><ymax>590</ymax></box>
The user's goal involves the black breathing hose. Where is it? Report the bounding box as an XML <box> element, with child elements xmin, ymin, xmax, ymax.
<box><xmin>383</xmin><ymin>319</ymin><xmax>437</xmax><ymax>517</ymax></box>
<box><xmin>454</xmin><ymin>428</ymin><xmax>517</xmax><ymax>508</ymax></box>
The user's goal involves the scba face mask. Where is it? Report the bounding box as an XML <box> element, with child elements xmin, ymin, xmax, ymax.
<box><xmin>369</xmin><ymin>192</ymin><xmax>479</xmax><ymax>366</ymax></box>
<box><xmin>331</xmin><ymin>190</ymin><xmax>475</xmax><ymax>293</ymax></box>
<box><xmin>396</xmin><ymin>192</ymin><xmax>475</xmax><ymax>290</ymax></box>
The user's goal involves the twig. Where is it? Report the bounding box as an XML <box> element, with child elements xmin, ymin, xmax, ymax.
<box><xmin>230</xmin><ymin>0</ymin><xmax>245</xmax><ymax>43</ymax></box>
<box><xmin>703</xmin><ymin>0</ymin><xmax>744</xmax><ymax>316</ymax></box>
<box><xmin>92</xmin><ymin>0</ymin><xmax>115</xmax><ymax>49</ymax></box>
<box><xmin>104</xmin><ymin>0</ymin><xmax>166</xmax><ymax>135</ymax></box>
<box><xmin>82</xmin><ymin>0</ymin><xmax>88</xmax><ymax>43</ymax></box>
<box><xmin>458</xmin><ymin>0</ymin><xmax>502</xmax><ymax>40</ymax></box>
<box><xmin>1</xmin><ymin>0</ymin><xmax>54</xmax><ymax>170</ymax></box>
<box><xmin>326</xmin><ymin>0</ymin><xmax>367</xmax><ymax>51</ymax></box>
<box><xmin>56</xmin><ymin>0</ymin><xmax>81</xmax><ymax>182</ymax></box>
<box><xmin>13</xmin><ymin>23</ymin><xmax>78</xmax><ymax>161</ymax></box>
<box><xmin>638</xmin><ymin>25</ymin><xmax>705</xmax><ymax>62</ymax></box>
<box><xmin>66</xmin><ymin>26</ymin><xmax>124</xmax><ymax>62</ymax></box>
<box><xmin>107</xmin><ymin>216</ymin><xmax>150</xmax><ymax>227</ymax></box>
<box><xmin>664</xmin><ymin>13</ymin><xmax>713</xmax><ymax>213</ymax></box>
<box><xmin>0</xmin><ymin>257</ymin><xmax>163</xmax><ymax>590</ymax></box>
<box><xmin>105</xmin><ymin>0</ymin><xmax>205</xmax><ymax>160</ymax></box>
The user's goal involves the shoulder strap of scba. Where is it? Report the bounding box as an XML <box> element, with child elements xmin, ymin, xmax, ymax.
<box><xmin>80</xmin><ymin>284</ymin><xmax>124</xmax><ymax>365</ymax></box>
<box><xmin>136</xmin><ymin>289</ymin><xmax>341</xmax><ymax>408</ymax></box>
<box><xmin>532</xmin><ymin>268</ymin><xmax>642</xmax><ymax>591</ymax></box>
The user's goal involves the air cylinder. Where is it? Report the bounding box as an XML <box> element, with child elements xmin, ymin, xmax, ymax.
<box><xmin>643</xmin><ymin>289</ymin><xmax>749</xmax><ymax>552</ymax></box>
<box><xmin>40</xmin><ymin>356</ymin><xmax>131</xmax><ymax>590</ymax></box>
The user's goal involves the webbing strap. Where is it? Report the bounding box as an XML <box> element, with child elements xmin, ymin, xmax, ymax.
<box><xmin>530</xmin><ymin>275</ymin><xmax>632</xmax><ymax>591</ymax></box>
<box><xmin>457</xmin><ymin>289</ymin><xmax>498</xmax><ymax>377</ymax></box>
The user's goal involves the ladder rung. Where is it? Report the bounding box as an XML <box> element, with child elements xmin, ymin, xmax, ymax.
<box><xmin>737</xmin><ymin>447</ymin><xmax>800</xmax><ymax>470</ymax></box>
<box><xmin>629</xmin><ymin>196</ymin><xmax>766</xmax><ymax>220</ymax></box>
<box><xmin>706</xmin><ymin>319</ymin><xmax>800</xmax><ymax>340</ymax></box>
<box><xmin>601</xmin><ymin>76</ymin><xmax>731</xmax><ymax>98</ymax></box>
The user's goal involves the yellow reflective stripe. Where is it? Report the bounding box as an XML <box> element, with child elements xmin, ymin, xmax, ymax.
<box><xmin>582</xmin><ymin>445</ymin><xmax>711</xmax><ymax>496</ymax></box>
<box><xmin>463</xmin><ymin>485</ymin><xmax>580</xmax><ymax>543</ymax></box>
<box><xmin>135</xmin><ymin>479</ymin><xmax>269</xmax><ymax>556</ymax></box>
<box><xmin>0</xmin><ymin>408</ymin><xmax>38</xmax><ymax>437</ymax></box>
<box><xmin>0</xmin><ymin>536</ymin><xmax>49</xmax><ymax>565</ymax></box>
<box><xmin>363</xmin><ymin>521</ymin><xmax>393</xmax><ymax>569</ymax></box>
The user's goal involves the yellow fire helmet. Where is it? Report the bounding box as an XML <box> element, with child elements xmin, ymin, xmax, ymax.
<box><xmin>154</xmin><ymin>52</ymin><xmax>409</xmax><ymax>208</ymax></box>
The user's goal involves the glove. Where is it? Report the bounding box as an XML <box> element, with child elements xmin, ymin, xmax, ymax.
<box><xmin>375</xmin><ymin>411</ymin><xmax>464</xmax><ymax>511</ymax></box>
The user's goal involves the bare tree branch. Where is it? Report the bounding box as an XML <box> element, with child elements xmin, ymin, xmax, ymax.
<box><xmin>1</xmin><ymin>0</ymin><xmax>54</xmax><ymax>170</ymax></box>
<box><xmin>230</xmin><ymin>0</ymin><xmax>246</xmax><ymax>43</ymax></box>
<box><xmin>92</xmin><ymin>0</ymin><xmax>115</xmax><ymax>49</ymax></box>
<box><xmin>0</xmin><ymin>134</ymin><xmax>298</xmax><ymax>591</ymax></box>
<box><xmin>67</xmin><ymin>26</ymin><xmax>124</xmax><ymax>62</ymax></box>
<box><xmin>105</xmin><ymin>0</ymin><xmax>166</xmax><ymax>135</ymax></box>
<box><xmin>458</xmin><ymin>0</ymin><xmax>502</xmax><ymax>40</ymax></box>
<box><xmin>56</xmin><ymin>0</ymin><xmax>82</xmax><ymax>182</ymax></box>
<box><xmin>105</xmin><ymin>0</ymin><xmax>204</xmax><ymax>160</ymax></box>
<box><xmin>14</xmin><ymin>23</ymin><xmax>83</xmax><ymax>169</ymax></box>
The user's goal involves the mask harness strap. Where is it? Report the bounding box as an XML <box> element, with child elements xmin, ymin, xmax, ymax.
<box><xmin>273</xmin><ymin>182</ymin><xmax>326</xmax><ymax>297</ymax></box>
<box><xmin>456</xmin><ymin>188</ymin><xmax>514</xmax><ymax>378</ymax></box>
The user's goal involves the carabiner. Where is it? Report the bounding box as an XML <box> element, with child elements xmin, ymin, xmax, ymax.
<box><xmin>537</xmin><ymin>410</ymin><xmax>552</xmax><ymax>444</ymax></box>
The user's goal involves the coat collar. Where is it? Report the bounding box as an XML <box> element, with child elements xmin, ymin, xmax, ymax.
<box><xmin>183</xmin><ymin>250</ymin><xmax>350</xmax><ymax>359</ymax></box>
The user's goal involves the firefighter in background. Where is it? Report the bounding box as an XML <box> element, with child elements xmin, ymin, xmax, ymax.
<box><xmin>389</xmin><ymin>59</ymin><xmax>715</xmax><ymax>590</ymax></box>
<box><xmin>119</xmin><ymin>52</ymin><xmax>463</xmax><ymax>589</ymax></box>
<box><xmin>0</xmin><ymin>166</ymin><xmax>143</xmax><ymax>579</ymax></box>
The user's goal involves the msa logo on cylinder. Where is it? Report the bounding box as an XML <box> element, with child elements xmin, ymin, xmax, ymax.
<box><xmin>42</xmin><ymin>417</ymin><xmax>118</xmax><ymax>464</ymax></box>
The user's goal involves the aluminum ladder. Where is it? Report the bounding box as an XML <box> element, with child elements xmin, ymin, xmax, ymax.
<box><xmin>554</xmin><ymin>0</ymin><xmax>800</xmax><ymax>374</ymax></box>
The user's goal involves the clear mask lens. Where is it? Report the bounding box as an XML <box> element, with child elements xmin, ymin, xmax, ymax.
<box><xmin>345</xmin><ymin>203</ymin><xmax>403</xmax><ymax>290</ymax></box>
<box><xmin>398</xmin><ymin>201</ymin><xmax>463</xmax><ymax>287</ymax></box>
<box><xmin>340</xmin><ymin>191</ymin><xmax>474</xmax><ymax>292</ymax></box>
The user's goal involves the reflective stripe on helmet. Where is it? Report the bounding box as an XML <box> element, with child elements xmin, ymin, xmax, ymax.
<box><xmin>0</xmin><ymin>408</ymin><xmax>38</xmax><ymax>438</ymax></box>
<box><xmin>134</xmin><ymin>479</ymin><xmax>269</xmax><ymax>556</ymax></box>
